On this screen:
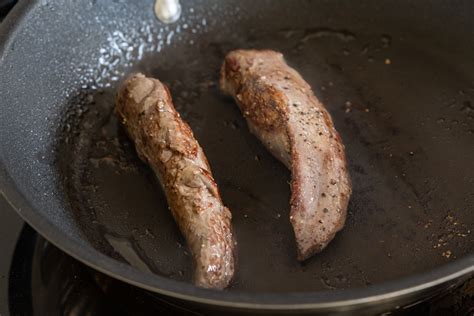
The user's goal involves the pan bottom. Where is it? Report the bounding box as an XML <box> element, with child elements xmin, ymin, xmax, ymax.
<box><xmin>58</xmin><ymin>25</ymin><xmax>474</xmax><ymax>292</ymax></box>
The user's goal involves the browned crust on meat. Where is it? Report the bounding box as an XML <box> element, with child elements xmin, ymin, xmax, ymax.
<box><xmin>116</xmin><ymin>73</ymin><xmax>235</xmax><ymax>288</ymax></box>
<box><xmin>221</xmin><ymin>50</ymin><xmax>352</xmax><ymax>261</ymax></box>
<box><xmin>237</xmin><ymin>80</ymin><xmax>288</xmax><ymax>130</ymax></box>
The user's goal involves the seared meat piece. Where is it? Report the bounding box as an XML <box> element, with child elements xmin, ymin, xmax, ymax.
<box><xmin>220</xmin><ymin>50</ymin><xmax>351</xmax><ymax>261</ymax></box>
<box><xmin>116</xmin><ymin>73</ymin><xmax>235</xmax><ymax>289</ymax></box>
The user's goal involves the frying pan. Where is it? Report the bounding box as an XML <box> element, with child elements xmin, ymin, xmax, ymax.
<box><xmin>0</xmin><ymin>0</ymin><xmax>473</xmax><ymax>314</ymax></box>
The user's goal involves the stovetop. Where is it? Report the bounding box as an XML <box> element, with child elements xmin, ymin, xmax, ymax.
<box><xmin>1</xmin><ymin>196</ymin><xmax>211</xmax><ymax>316</ymax></box>
<box><xmin>0</xmin><ymin>195</ymin><xmax>472</xmax><ymax>315</ymax></box>
<box><xmin>0</xmin><ymin>3</ymin><xmax>472</xmax><ymax>316</ymax></box>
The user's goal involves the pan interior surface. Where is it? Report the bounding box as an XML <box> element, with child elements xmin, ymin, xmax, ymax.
<box><xmin>0</xmin><ymin>0</ymin><xmax>472</xmax><ymax>295</ymax></box>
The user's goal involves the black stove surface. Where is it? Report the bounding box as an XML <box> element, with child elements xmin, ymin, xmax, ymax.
<box><xmin>0</xmin><ymin>195</ymin><xmax>473</xmax><ymax>315</ymax></box>
<box><xmin>1</xmin><ymin>198</ymin><xmax>204</xmax><ymax>315</ymax></box>
<box><xmin>0</xmin><ymin>196</ymin><xmax>23</xmax><ymax>316</ymax></box>
<box><xmin>0</xmin><ymin>3</ymin><xmax>473</xmax><ymax>316</ymax></box>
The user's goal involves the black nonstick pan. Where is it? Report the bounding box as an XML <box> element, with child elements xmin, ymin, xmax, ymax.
<box><xmin>0</xmin><ymin>0</ymin><xmax>473</xmax><ymax>314</ymax></box>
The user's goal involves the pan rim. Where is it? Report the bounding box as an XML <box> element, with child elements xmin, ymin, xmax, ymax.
<box><xmin>0</xmin><ymin>0</ymin><xmax>473</xmax><ymax>311</ymax></box>
<box><xmin>1</xmin><ymin>173</ymin><xmax>473</xmax><ymax>310</ymax></box>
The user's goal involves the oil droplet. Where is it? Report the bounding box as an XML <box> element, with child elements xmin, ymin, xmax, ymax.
<box><xmin>105</xmin><ymin>234</ymin><xmax>153</xmax><ymax>273</ymax></box>
<box><xmin>320</xmin><ymin>276</ymin><xmax>336</xmax><ymax>290</ymax></box>
<box><xmin>301</xmin><ymin>28</ymin><xmax>356</xmax><ymax>43</ymax></box>
<box><xmin>461</xmin><ymin>101</ymin><xmax>474</xmax><ymax>113</ymax></box>
<box><xmin>381</xmin><ymin>34</ymin><xmax>392</xmax><ymax>47</ymax></box>
<box><xmin>361</xmin><ymin>45</ymin><xmax>369</xmax><ymax>55</ymax></box>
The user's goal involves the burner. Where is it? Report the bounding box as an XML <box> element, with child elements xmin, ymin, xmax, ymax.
<box><xmin>1</xmin><ymin>205</ymin><xmax>472</xmax><ymax>315</ymax></box>
<box><xmin>0</xmin><ymin>196</ymin><xmax>24</xmax><ymax>316</ymax></box>
<box><xmin>0</xmin><ymin>3</ymin><xmax>472</xmax><ymax>316</ymax></box>
<box><xmin>7</xmin><ymin>226</ymin><xmax>202</xmax><ymax>315</ymax></box>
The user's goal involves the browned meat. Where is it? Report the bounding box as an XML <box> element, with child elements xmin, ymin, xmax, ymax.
<box><xmin>220</xmin><ymin>50</ymin><xmax>351</xmax><ymax>261</ymax></box>
<box><xmin>116</xmin><ymin>73</ymin><xmax>235</xmax><ymax>289</ymax></box>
